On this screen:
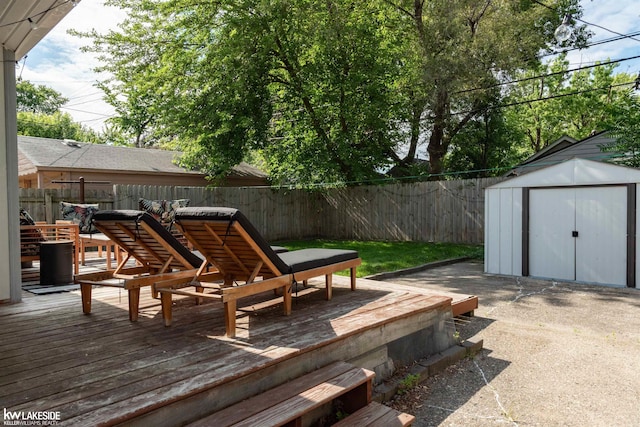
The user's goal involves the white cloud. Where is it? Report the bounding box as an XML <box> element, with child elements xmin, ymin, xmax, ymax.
<box><xmin>565</xmin><ymin>0</ymin><xmax>640</xmax><ymax>74</ymax></box>
<box><xmin>21</xmin><ymin>0</ymin><xmax>126</xmax><ymax>132</ymax></box>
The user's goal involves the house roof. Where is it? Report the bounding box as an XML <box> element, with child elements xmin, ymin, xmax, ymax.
<box><xmin>509</xmin><ymin>131</ymin><xmax>618</xmax><ymax>176</ymax></box>
<box><xmin>17</xmin><ymin>135</ymin><xmax>267</xmax><ymax>179</ymax></box>
<box><xmin>490</xmin><ymin>158</ymin><xmax>640</xmax><ymax>189</ymax></box>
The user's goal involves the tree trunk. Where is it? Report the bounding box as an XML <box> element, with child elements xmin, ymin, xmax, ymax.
<box><xmin>405</xmin><ymin>97</ymin><xmax>424</xmax><ymax>162</ymax></box>
<box><xmin>427</xmin><ymin>88</ymin><xmax>449</xmax><ymax>178</ymax></box>
<box><xmin>427</xmin><ymin>123</ymin><xmax>446</xmax><ymax>178</ymax></box>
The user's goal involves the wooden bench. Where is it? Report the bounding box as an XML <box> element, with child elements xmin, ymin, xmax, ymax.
<box><xmin>187</xmin><ymin>361</ymin><xmax>414</xmax><ymax>427</ymax></box>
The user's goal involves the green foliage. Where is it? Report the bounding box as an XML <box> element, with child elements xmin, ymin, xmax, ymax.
<box><xmin>80</xmin><ymin>0</ymin><xmax>588</xmax><ymax>183</ymax></box>
<box><xmin>275</xmin><ymin>240</ymin><xmax>483</xmax><ymax>277</ymax></box>
<box><xmin>15</xmin><ymin>79</ymin><xmax>107</xmax><ymax>143</ymax></box>
<box><xmin>603</xmin><ymin>94</ymin><xmax>640</xmax><ymax>167</ymax></box>
<box><xmin>16</xmin><ymin>80</ymin><xmax>68</xmax><ymax>114</ymax></box>
<box><xmin>397</xmin><ymin>373</ymin><xmax>421</xmax><ymax>395</ymax></box>
<box><xmin>505</xmin><ymin>56</ymin><xmax>637</xmax><ymax>156</ymax></box>
<box><xmin>445</xmin><ymin>107</ymin><xmax>528</xmax><ymax>178</ymax></box>
<box><xmin>17</xmin><ymin>111</ymin><xmax>104</xmax><ymax>143</ymax></box>
<box><xmin>391</xmin><ymin>0</ymin><xmax>587</xmax><ymax>175</ymax></box>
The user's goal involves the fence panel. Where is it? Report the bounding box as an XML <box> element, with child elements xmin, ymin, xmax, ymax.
<box><xmin>18</xmin><ymin>188</ymin><xmax>115</xmax><ymax>223</ymax></box>
<box><xmin>318</xmin><ymin>177</ymin><xmax>504</xmax><ymax>244</ymax></box>
<box><xmin>20</xmin><ymin>177</ymin><xmax>505</xmax><ymax>244</ymax></box>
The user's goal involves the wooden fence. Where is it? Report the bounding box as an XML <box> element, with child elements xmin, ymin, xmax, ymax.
<box><xmin>18</xmin><ymin>188</ymin><xmax>116</xmax><ymax>224</ymax></box>
<box><xmin>19</xmin><ymin>177</ymin><xmax>504</xmax><ymax>244</ymax></box>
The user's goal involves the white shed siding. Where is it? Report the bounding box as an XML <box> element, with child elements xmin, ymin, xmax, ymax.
<box><xmin>491</xmin><ymin>158</ymin><xmax>640</xmax><ymax>188</ymax></box>
<box><xmin>485</xmin><ymin>188</ymin><xmax>522</xmax><ymax>276</ymax></box>
<box><xmin>486</xmin><ymin>158</ymin><xmax>640</xmax><ymax>288</ymax></box>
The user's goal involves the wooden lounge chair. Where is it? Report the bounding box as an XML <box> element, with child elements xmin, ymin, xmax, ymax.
<box><xmin>156</xmin><ymin>207</ymin><xmax>362</xmax><ymax>337</ymax></box>
<box><xmin>74</xmin><ymin>210</ymin><xmax>206</xmax><ymax>321</ymax></box>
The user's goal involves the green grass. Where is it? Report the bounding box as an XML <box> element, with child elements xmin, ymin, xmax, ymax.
<box><xmin>274</xmin><ymin>240</ymin><xmax>483</xmax><ymax>278</ymax></box>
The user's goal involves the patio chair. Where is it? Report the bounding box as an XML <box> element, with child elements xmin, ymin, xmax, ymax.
<box><xmin>74</xmin><ymin>210</ymin><xmax>207</xmax><ymax>321</ymax></box>
<box><xmin>155</xmin><ymin>207</ymin><xmax>361</xmax><ymax>337</ymax></box>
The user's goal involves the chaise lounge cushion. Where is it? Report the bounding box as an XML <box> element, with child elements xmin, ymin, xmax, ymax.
<box><xmin>175</xmin><ymin>207</ymin><xmax>358</xmax><ymax>274</ymax></box>
<box><xmin>92</xmin><ymin>210</ymin><xmax>204</xmax><ymax>269</ymax></box>
<box><xmin>278</xmin><ymin>249</ymin><xmax>359</xmax><ymax>273</ymax></box>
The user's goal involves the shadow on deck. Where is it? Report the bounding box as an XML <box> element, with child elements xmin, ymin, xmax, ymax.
<box><xmin>3</xmin><ymin>262</ymin><xmax>477</xmax><ymax>426</ymax></box>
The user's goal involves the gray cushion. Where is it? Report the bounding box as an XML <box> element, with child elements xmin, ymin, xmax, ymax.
<box><xmin>278</xmin><ymin>248</ymin><xmax>358</xmax><ymax>273</ymax></box>
<box><xmin>92</xmin><ymin>210</ymin><xmax>203</xmax><ymax>269</ymax></box>
<box><xmin>175</xmin><ymin>207</ymin><xmax>358</xmax><ymax>274</ymax></box>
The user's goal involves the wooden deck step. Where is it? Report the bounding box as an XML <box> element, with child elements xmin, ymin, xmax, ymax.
<box><xmin>187</xmin><ymin>361</ymin><xmax>375</xmax><ymax>427</ymax></box>
<box><xmin>333</xmin><ymin>401</ymin><xmax>415</xmax><ymax>426</ymax></box>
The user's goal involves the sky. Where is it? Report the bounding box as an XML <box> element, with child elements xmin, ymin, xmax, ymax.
<box><xmin>20</xmin><ymin>0</ymin><xmax>640</xmax><ymax>133</ymax></box>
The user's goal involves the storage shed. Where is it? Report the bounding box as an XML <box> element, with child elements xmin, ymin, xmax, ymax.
<box><xmin>485</xmin><ymin>158</ymin><xmax>640</xmax><ymax>288</ymax></box>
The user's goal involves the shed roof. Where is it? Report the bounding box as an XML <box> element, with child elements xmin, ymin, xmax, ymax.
<box><xmin>489</xmin><ymin>158</ymin><xmax>640</xmax><ymax>189</ymax></box>
<box><xmin>17</xmin><ymin>135</ymin><xmax>267</xmax><ymax>179</ymax></box>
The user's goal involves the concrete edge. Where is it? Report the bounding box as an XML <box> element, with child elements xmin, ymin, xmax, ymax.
<box><xmin>372</xmin><ymin>339</ymin><xmax>484</xmax><ymax>403</ymax></box>
<box><xmin>365</xmin><ymin>257</ymin><xmax>472</xmax><ymax>282</ymax></box>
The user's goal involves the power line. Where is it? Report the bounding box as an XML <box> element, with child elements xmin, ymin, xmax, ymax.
<box><xmin>542</xmin><ymin>30</ymin><xmax>640</xmax><ymax>59</ymax></box>
<box><xmin>454</xmin><ymin>54</ymin><xmax>640</xmax><ymax>95</ymax></box>
<box><xmin>59</xmin><ymin>106</ymin><xmax>113</xmax><ymax>117</ymax></box>
<box><xmin>530</xmin><ymin>0</ymin><xmax>640</xmax><ymax>43</ymax></box>
<box><xmin>64</xmin><ymin>97</ymin><xmax>108</xmax><ymax>108</ymax></box>
<box><xmin>451</xmin><ymin>80</ymin><xmax>636</xmax><ymax>117</ymax></box>
<box><xmin>576</xmin><ymin>17</ymin><xmax>640</xmax><ymax>44</ymax></box>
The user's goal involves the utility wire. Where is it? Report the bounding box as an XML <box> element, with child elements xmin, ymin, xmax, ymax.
<box><xmin>450</xmin><ymin>80</ymin><xmax>636</xmax><ymax>117</ymax></box>
<box><xmin>530</xmin><ymin>0</ymin><xmax>640</xmax><ymax>43</ymax></box>
<box><xmin>60</xmin><ymin>106</ymin><xmax>113</xmax><ymax>117</ymax></box>
<box><xmin>576</xmin><ymin>17</ymin><xmax>640</xmax><ymax>43</ymax></box>
<box><xmin>454</xmin><ymin>54</ymin><xmax>640</xmax><ymax>95</ymax></box>
<box><xmin>542</xmin><ymin>31</ymin><xmax>640</xmax><ymax>59</ymax></box>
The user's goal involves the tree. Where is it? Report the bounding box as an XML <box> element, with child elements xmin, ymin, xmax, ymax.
<box><xmin>82</xmin><ymin>0</ymin><xmax>406</xmax><ymax>183</ymax></box>
<box><xmin>81</xmin><ymin>0</ymin><xmax>586</xmax><ymax>184</ymax></box>
<box><xmin>17</xmin><ymin>111</ymin><xmax>104</xmax><ymax>143</ymax></box>
<box><xmin>385</xmin><ymin>0</ymin><xmax>587</xmax><ymax>177</ymax></box>
<box><xmin>504</xmin><ymin>56</ymin><xmax>571</xmax><ymax>153</ymax></box>
<box><xmin>505</xmin><ymin>56</ymin><xmax>638</xmax><ymax>157</ymax></box>
<box><xmin>17</xmin><ymin>80</ymin><xmax>68</xmax><ymax>114</ymax></box>
<box><xmin>445</xmin><ymin>106</ymin><xmax>528</xmax><ymax>178</ymax></box>
<box><xmin>16</xmin><ymin>80</ymin><xmax>104</xmax><ymax>142</ymax></box>
<box><xmin>602</xmin><ymin>89</ymin><xmax>640</xmax><ymax>167</ymax></box>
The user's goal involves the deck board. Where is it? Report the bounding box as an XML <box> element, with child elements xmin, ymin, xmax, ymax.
<box><xmin>1</xmin><ymin>263</ymin><xmax>476</xmax><ymax>426</ymax></box>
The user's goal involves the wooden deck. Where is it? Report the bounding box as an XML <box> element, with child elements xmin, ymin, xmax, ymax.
<box><xmin>2</xmin><ymin>262</ymin><xmax>477</xmax><ymax>426</ymax></box>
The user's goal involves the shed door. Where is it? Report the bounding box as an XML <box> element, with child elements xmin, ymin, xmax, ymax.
<box><xmin>529</xmin><ymin>187</ymin><xmax>627</xmax><ymax>286</ymax></box>
<box><xmin>529</xmin><ymin>189</ymin><xmax>576</xmax><ymax>281</ymax></box>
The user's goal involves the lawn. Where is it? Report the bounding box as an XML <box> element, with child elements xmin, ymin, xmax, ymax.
<box><xmin>275</xmin><ymin>240</ymin><xmax>483</xmax><ymax>278</ymax></box>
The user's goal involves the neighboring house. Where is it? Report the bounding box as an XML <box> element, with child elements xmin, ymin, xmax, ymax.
<box><xmin>507</xmin><ymin>131</ymin><xmax>619</xmax><ymax>176</ymax></box>
<box><xmin>17</xmin><ymin>136</ymin><xmax>269</xmax><ymax>190</ymax></box>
